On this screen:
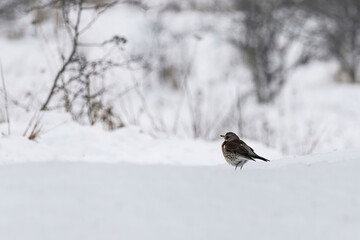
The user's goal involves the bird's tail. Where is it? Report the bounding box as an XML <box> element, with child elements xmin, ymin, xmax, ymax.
<box><xmin>255</xmin><ymin>155</ymin><xmax>270</xmax><ymax>162</ymax></box>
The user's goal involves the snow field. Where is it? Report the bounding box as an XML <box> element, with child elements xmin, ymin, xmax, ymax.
<box><xmin>1</xmin><ymin>154</ymin><xmax>359</xmax><ymax>240</ymax></box>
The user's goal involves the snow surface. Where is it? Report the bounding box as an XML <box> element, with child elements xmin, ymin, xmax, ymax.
<box><xmin>0</xmin><ymin>115</ymin><xmax>281</xmax><ymax>165</ymax></box>
<box><xmin>1</xmin><ymin>113</ymin><xmax>358</xmax><ymax>240</ymax></box>
<box><xmin>1</xmin><ymin>152</ymin><xmax>359</xmax><ymax>240</ymax></box>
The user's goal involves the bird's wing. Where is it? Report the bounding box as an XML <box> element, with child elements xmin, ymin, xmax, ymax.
<box><xmin>239</xmin><ymin>140</ymin><xmax>270</xmax><ymax>162</ymax></box>
<box><xmin>238</xmin><ymin>140</ymin><xmax>256</xmax><ymax>156</ymax></box>
<box><xmin>225</xmin><ymin>140</ymin><xmax>255</xmax><ymax>160</ymax></box>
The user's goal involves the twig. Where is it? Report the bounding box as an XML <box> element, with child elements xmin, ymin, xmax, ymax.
<box><xmin>26</xmin><ymin>0</ymin><xmax>60</xmax><ymax>12</ymax></box>
<box><xmin>41</xmin><ymin>120</ymin><xmax>68</xmax><ymax>135</ymax></box>
<box><xmin>0</xmin><ymin>60</ymin><xmax>10</xmax><ymax>135</ymax></box>
<box><xmin>23</xmin><ymin>112</ymin><xmax>38</xmax><ymax>137</ymax></box>
<box><xmin>40</xmin><ymin>0</ymin><xmax>84</xmax><ymax>110</ymax></box>
<box><xmin>79</xmin><ymin>1</ymin><xmax>118</xmax><ymax>35</ymax></box>
<box><xmin>120</xmin><ymin>50</ymin><xmax>160</xmax><ymax>130</ymax></box>
<box><xmin>172</xmin><ymin>37</ymin><xmax>200</xmax><ymax>136</ymax></box>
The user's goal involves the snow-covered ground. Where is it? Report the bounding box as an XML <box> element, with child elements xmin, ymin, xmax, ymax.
<box><xmin>0</xmin><ymin>115</ymin><xmax>359</xmax><ymax>239</ymax></box>
<box><xmin>0</xmin><ymin>113</ymin><xmax>281</xmax><ymax>165</ymax></box>
<box><xmin>1</xmin><ymin>152</ymin><xmax>359</xmax><ymax>240</ymax></box>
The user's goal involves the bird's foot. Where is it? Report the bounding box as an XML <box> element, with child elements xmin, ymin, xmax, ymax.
<box><xmin>235</xmin><ymin>162</ymin><xmax>242</xmax><ymax>171</ymax></box>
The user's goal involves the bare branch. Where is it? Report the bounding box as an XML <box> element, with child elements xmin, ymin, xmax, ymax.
<box><xmin>79</xmin><ymin>1</ymin><xmax>118</xmax><ymax>35</ymax></box>
<box><xmin>41</xmin><ymin>0</ymin><xmax>84</xmax><ymax>110</ymax></box>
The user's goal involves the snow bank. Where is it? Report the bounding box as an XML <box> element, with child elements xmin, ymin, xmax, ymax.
<box><xmin>0</xmin><ymin>121</ymin><xmax>281</xmax><ymax>165</ymax></box>
<box><xmin>0</xmin><ymin>151</ymin><xmax>359</xmax><ymax>240</ymax></box>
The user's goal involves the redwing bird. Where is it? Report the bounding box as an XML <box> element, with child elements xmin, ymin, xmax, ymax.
<box><xmin>220</xmin><ymin>132</ymin><xmax>270</xmax><ymax>170</ymax></box>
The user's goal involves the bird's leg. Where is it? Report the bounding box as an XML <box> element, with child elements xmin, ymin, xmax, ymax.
<box><xmin>240</xmin><ymin>161</ymin><xmax>246</xmax><ymax>170</ymax></box>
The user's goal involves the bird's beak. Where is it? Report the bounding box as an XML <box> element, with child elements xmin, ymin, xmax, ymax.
<box><xmin>220</xmin><ymin>135</ymin><xmax>225</xmax><ymax>139</ymax></box>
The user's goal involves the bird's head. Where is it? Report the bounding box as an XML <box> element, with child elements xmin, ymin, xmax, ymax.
<box><xmin>220</xmin><ymin>132</ymin><xmax>239</xmax><ymax>142</ymax></box>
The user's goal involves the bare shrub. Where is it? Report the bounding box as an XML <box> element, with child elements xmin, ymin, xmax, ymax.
<box><xmin>56</xmin><ymin>51</ymin><xmax>126</xmax><ymax>126</ymax></box>
<box><xmin>5</xmin><ymin>28</ymin><xmax>26</xmax><ymax>40</ymax></box>
<box><xmin>302</xmin><ymin>0</ymin><xmax>360</xmax><ymax>83</ymax></box>
<box><xmin>32</xmin><ymin>0</ymin><xmax>128</xmax><ymax>129</ymax></box>
<box><xmin>161</xmin><ymin>2</ymin><xmax>182</xmax><ymax>13</ymax></box>
<box><xmin>38</xmin><ymin>0</ymin><xmax>121</xmax><ymax>110</ymax></box>
<box><xmin>0</xmin><ymin>0</ymin><xmax>32</xmax><ymax>21</ymax></box>
<box><xmin>219</xmin><ymin>91</ymin><xmax>252</xmax><ymax>138</ymax></box>
<box><xmin>158</xmin><ymin>60</ymin><xmax>181</xmax><ymax>89</ymax></box>
<box><xmin>149</xmin><ymin>19</ymin><xmax>185</xmax><ymax>90</ymax></box>
<box><xmin>31</xmin><ymin>8</ymin><xmax>52</xmax><ymax>25</ymax></box>
<box><xmin>100</xmin><ymin>106</ymin><xmax>124</xmax><ymax>130</ymax></box>
<box><xmin>232</xmin><ymin>0</ymin><xmax>311</xmax><ymax>103</ymax></box>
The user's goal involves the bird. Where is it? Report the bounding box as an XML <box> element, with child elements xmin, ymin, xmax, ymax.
<box><xmin>220</xmin><ymin>132</ymin><xmax>270</xmax><ymax>170</ymax></box>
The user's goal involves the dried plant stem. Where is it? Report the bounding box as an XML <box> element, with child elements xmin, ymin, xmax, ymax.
<box><xmin>0</xmin><ymin>60</ymin><xmax>10</xmax><ymax>135</ymax></box>
<box><xmin>23</xmin><ymin>112</ymin><xmax>44</xmax><ymax>141</ymax></box>
<box><xmin>172</xmin><ymin>38</ymin><xmax>199</xmax><ymax>136</ymax></box>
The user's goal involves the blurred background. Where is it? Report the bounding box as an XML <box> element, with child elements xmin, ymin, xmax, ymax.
<box><xmin>1</xmin><ymin>0</ymin><xmax>359</xmax><ymax>156</ymax></box>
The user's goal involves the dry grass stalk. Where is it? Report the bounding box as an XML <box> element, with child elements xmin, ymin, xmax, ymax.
<box><xmin>23</xmin><ymin>112</ymin><xmax>44</xmax><ymax>141</ymax></box>
<box><xmin>0</xmin><ymin>60</ymin><xmax>10</xmax><ymax>135</ymax></box>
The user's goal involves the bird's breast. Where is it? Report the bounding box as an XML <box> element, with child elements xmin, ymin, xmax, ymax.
<box><xmin>221</xmin><ymin>142</ymin><xmax>226</xmax><ymax>153</ymax></box>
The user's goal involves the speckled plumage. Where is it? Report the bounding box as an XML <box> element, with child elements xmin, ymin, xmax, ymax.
<box><xmin>221</xmin><ymin>132</ymin><xmax>270</xmax><ymax>170</ymax></box>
